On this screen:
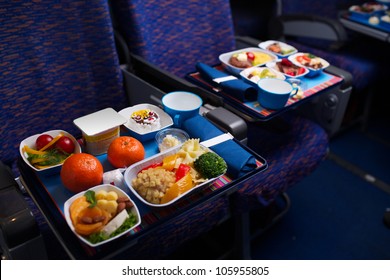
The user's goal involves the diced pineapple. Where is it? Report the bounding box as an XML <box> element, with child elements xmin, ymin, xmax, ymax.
<box><xmin>95</xmin><ymin>190</ymin><xmax>108</xmax><ymax>200</ymax></box>
<box><xmin>97</xmin><ymin>199</ymin><xmax>118</xmax><ymax>215</ymax></box>
<box><xmin>106</xmin><ymin>191</ymin><xmax>118</xmax><ymax>201</ymax></box>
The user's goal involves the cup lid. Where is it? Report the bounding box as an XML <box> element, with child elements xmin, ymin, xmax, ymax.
<box><xmin>73</xmin><ymin>108</ymin><xmax>127</xmax><ymax>136</ymax></box>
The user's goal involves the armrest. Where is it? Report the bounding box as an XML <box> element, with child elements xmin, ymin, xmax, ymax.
<box><xmin>0</xmin><ymin>161</ymin><xmax>42</xmax><ymax>256</ymax></box>
<box><xmin>272</xmin><ymin>14</ymin><xmax>348</xmax><ymax>50</ymax></box>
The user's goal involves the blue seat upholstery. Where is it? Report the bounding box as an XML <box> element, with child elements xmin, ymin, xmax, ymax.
<box><xmin>1</xmin><ymin>0</ymin><xmax>244</xmax><ymax>259</ymax></box>
<box><xmin>111</xmin><ymin>0</ymin><xmax>329</xmax><ymax>258</ymax></box>
<box><xmin>1</xmin><ymin>0</ymin><xmax>127</xmax><ymax>176</ymax></box>
<box><xmin>1</xmin><ymin>0</ymin><xmax>127</xmax><ymax>258</ymax></box>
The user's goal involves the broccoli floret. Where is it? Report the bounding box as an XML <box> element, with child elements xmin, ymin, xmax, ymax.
<box><xmin>194</xmin><ymin>152</ymin><xmax>227</xmax><ymax>179</ymax></box>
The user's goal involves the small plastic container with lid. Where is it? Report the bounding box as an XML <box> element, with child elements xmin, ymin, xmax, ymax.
<box><xmin>73</xmin><ymin>108</ymin><xmax>127</xmax><ymax>155</ymax></box>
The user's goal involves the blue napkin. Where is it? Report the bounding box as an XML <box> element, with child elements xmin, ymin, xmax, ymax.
<box><xmin>196</xmin><ymin>62</ymin><xmax>257</xmax><ymax>102</ymax></box>
<box><xmin>183</xmin><ymin>115</ymin><xmax>257</xmax><ymax>179</ymax></box>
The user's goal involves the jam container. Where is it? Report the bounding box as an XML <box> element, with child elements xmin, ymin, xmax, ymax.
<box><xmin>73</xmin><ymin>108</ymin><xmax>127</xmax><ymax>155</ymax></box>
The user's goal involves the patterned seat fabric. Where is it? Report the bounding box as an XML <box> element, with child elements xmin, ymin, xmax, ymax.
<box><xmin>1</xmin><ymin>1</ymin><xmax>127</xmax><ymax>259</ymax></box>
<box><xmin>235</xmin><ymin>113</ymin><xmax>329</xmax><ymax>211</ymax></box>
<box><xmin>111</xmin><ymin>0</ymin><xmax>329</xmax><ymax>257</ymax></box>
<box><xmin>1</xmin><ymin>0</ymin><xmax>127</xmax><ymax>176</ymax></box>
<box><xmin>110</xmin><ymin>0</ymin><xmax>236</xmax><ymax>78</ymax></box>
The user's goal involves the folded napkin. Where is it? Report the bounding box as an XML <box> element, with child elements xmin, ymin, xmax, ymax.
<box><xmin>183</xmin><ymin>115</ymin><xmax>257</xmax><ymax>179</ymax></box>
<box><xmin>196</xmin><ymin>62</ymin><xmax>257</xmax><ymax>102</ymax></box>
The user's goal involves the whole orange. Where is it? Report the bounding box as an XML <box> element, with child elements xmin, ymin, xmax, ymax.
<box><xmin>60</xmin><ymin>153</ymin><xmax>103</xmax><ymax>193</ymax></box>
<box><xmin>107</xmin><ymin>136</ymin><xmax>145</xmax><ymax>168</ymax></box>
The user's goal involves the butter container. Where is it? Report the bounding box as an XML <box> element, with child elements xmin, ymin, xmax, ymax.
<box><xmin>73</xmin><ymin>108</ymin><xmax>127</xmax><ymax>155</ymax></box>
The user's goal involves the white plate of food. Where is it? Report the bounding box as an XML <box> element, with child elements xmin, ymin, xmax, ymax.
<box><xmin>240</xmin><ymin>66</ymin><xmax>286</xmax><ymax>87</ymax></box>
<box><xmin>258</xmin><ymin>40</ymin><xmax>297</xmax><ymax>57</ymax></box>
<box><xmin>266</xmin><ymin>58</ymin><xmax>309</xmax><ymax>78</ymax></box>
<box><xmin>19</xmin><ymin>129</ymin><xmax>81</xmax><ymax>175</ymax></box>
<box><xmin>64</xmin><ymin>184</ymin><xmax>141</xmax><ymax>247</ymax></box>
<box><xmin>288</xmin><ymin>52</ymin><xmax>329</xmax><ymax>77</ymax></box>
<box><xmin>124</xmin><ymin>138</ymin><xmax>227</xmax><ymax>207</ymax></box>
<box><xmin>219</xmin><ymin>47</ymin><xmax>277</xmax><ymax>75</ymax></box>
<box><xmin>119</xmin><ymin>104</ymin><xmax>173</xmax><ymax>141</ymax></box>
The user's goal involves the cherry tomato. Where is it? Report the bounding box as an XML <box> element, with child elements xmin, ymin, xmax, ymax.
<box><xmin>246</xmin><ymin>52</ymin><xmax>255</xmax><ymax>61</ymax></box>
<box><xmin>55</xmin><ymin>136</ymin><xmax>75</xmax><ymax>154</ymax></box>
<box><xmin>35</xmin><ymin>134</ymin><xmax>54</xmax><ymax>150</ymax></box>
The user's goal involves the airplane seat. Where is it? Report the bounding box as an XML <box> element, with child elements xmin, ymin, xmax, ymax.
<box><xmin>1</xmin><ymin>1</ymin><xmax>127</xmax><ymax>177</ymax></box>
<box><xmin>1</xmin><ymin>0</ymin><xmax>127</xmax><ymax>259</ymax></box>
<box><xmin>231</xmin><ymin>0</ymin><xmax>386</xmax><ymax>131</ymax></box>
<box><xmin>110</xmin><ymin>0</ymin><xmax>329</xmax><ymax>258</ymax></box>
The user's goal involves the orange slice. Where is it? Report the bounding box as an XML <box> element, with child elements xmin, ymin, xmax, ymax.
<box><xmin>160</xmin><ymin>173</ymin><xmax>194</xmax><ymax>204</ymax></box>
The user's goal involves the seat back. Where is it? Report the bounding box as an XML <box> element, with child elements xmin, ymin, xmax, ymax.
<box><xmin>279</xmin><ymin>0</ymin><xmax>362</xmax><ymax>18</ymax></box>
<box><xmin>1</xmin><ymin>1</ymin><xmax>127</xmax><ymax>175</ymax></box>
<box><xmin>110</xmin><ymin>0</ymin><xmax>237</xmax><ymax>78</ymax></box>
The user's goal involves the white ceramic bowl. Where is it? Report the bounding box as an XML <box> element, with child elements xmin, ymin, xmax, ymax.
<box><xmin>64</xmin><ymin>184</ymin><xmax>141</xmax><ymax>247</ymax></box>
<box><xmin>155</xmin><ymin>128</ymin><xmax>190</xmax><ymax>152</ymax></box>
<box><xmin>19</xmin><ymin>129</ymin><xmax>81</xmax><ymax>175</ymax></box>
<box><xmin>124</xmin><ymin>143</ymin><xmax>224</xmax><ymax>207</ymax></box>
<box><xmin>266</xmin><ymin>59</ymin><xmax>309</xmax><ymax>78</ymax></box>
<box><xmin>119</xmin><ymin>104</ymin><xmax>173</xmax><ymax>141</ymax></box>
<box><xmin>288</xmin><ymin>52</ymin><xmax>329</xmax><ymax>77</ymax></box>
<box><xmin>219</xmin><ymin>47</ymin><xmax>277</xmax><ymax>75</ymax></box>
<box><xmin>240</xmin><ymin>66</ymin><xmax>285</xmax><ymax>87</ymax></box>
<box><xmin>258</xmin><ymin>40</ymin><xmax>297</xmax><ymax>58</ymax></box>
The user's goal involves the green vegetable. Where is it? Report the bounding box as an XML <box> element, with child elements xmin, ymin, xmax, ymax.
<box><xmin>26</xmin><ymin>148</ymin><xmax>69</xmax><ymax>167</ymax></box>
<box><xmin>84</xmin><ymin>190</ymin><xmax>97</xmax><ymax>208</ymax></box>
<box><xmin>194</xmin><ymin>152</ymin><xmax>227</xmax><ymax>179</ymax></box>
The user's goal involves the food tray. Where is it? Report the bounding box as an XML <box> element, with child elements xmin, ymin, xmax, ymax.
<box><xmin>186</xmin><ymin>64</ymin><xmax>344</xmax><ymax>120</ymax></box>
<box><xmin>124</xmin><ymin>143</ymin><xmax>223</xmax><ymax>207</ymax></box>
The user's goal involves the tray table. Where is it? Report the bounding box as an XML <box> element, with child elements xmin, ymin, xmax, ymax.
<box><xmin>187</xmin><ymin>64</ymin><xmax>344</xmax><ymax>121</ymax></box>
<box><xmin>18</xmin><ymin>125</ymin><xmax>267</xmax><ymax>259</ymax></box>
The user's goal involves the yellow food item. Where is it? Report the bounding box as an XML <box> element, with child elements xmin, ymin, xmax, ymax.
<box><xmin>162</xmin><ymin>154</ymin><xmax>179</xmax><ymax>171</ymax></box>
<box><xmin>253</xmin><ymin>52</ymin><xmax>272</xmax><ymax>65</ymax></box>
<box><xmin>69</xmin><ymin>196</ymin><xmax>90</xmax><ymax>226</ymax></box>
<box><xmin>106</xmin><ymin>191</ymin><xmax>118</xmax><ymax>201</ymax></box>
<box><xmin>69</xmin><ymin>195</ymin><xmax>111</xmax><ymax>236</ymax></box>
<box><xmin>132</xmin><ymin>168</ymin><xmax>176</xmax><ymax>204</ymax></box>
<box><xmin>95</xmin><ymin>190</ymin><xmax>108</xmax><ymax>200</ymax></box>
<box><xmin>97</xmin><ymin>199</ymin><xmax>118</xmax><ymax>216</ymax></box>
<box><xmin>160</xmin><ymin>172</ymin><xmax>194</xmax><ymax>204</ymax></box>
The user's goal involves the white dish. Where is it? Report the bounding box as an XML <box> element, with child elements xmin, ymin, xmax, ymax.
<box><xmin>258</xmin><ymin>40</ymin><xmax>297</xmax><ymax>57</ymax></box>
<box><xmin>124</xmin><ymin>143</ymin><xmax>224</xmax><ymax>207</ymax></box>
<box><xmin>240</xmin><ymin>66</ymin><xmax>285</xmax><ymax>87</ymax></box>
<box><xmin>19</xmin><ymin>129</ymin><xmax>81</xmax><ymax>175</ymax></box>
<box><xmin>119</xmin><ymin>104</ymin><xmax>173</xmax><ymax>141</ymax></box>
<box><xmin>219</xmin><ymin>47</ymin><xmax>277</xmax><ymax>75</ymax></box>
<box><xmin>64</xmin><ymin>184</ymin><xmax>141</xmax><ymax>247</ymax></box>
<box><xmin>266</xmin><ymin>59</ymin><xmax>309</xmax><ymax>78</ymax></box>
<box><xmin>288</xmin><ymin>52</ymin><xmax>329</xmax><ymax>77</ymax></box>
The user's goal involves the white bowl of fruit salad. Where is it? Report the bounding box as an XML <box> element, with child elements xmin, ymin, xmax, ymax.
<box><xmin>64</xmin><ymin>184</ymin><xmax>141</xmax><ymax>247</ymax></box>
<box><xmin>240</xmin><ymin>66</ymin><xmax>285</xmax><ymax>87</ymax></box>
<box><xmin>219</xmin><ymin>47</ymin><xmax>277</xmax><ymax>75</ymax></box>
<box><xmin>19</xmin><ymin>129</ymin><xmax>81</xmax><ymax>175</ymax></box>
